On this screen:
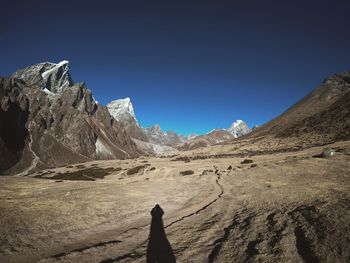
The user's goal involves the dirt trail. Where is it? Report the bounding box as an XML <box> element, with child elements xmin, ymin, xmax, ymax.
<box><xmin>0</xmin><ymin>141</ymin><xmax>349</xmax><ymax>263</ymax></box>
<box><xmin>39</xmin><ymin>171</ymin><xmax>225</xmax><ymax>263</ymax></box>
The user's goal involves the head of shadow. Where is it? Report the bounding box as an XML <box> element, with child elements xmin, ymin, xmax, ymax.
<box><xmin>147</xmin><ymin>204</ymin><xmax>176</xmax><ymax>263</ymax></box>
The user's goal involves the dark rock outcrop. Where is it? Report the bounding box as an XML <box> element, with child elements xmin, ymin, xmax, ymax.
<box><xmin>0</xmin><ymin>78</ymin><xmax>29</xmax><ymax>173</ymax></box>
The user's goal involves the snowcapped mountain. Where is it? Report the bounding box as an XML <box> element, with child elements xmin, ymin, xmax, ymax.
<box><xmin>178</xmin><ymin>129</ymin><xmax>235</xmax><ymax>151</ymax></box>
<box><xmin>106</xmin><ymin>99</ymin><xmax>185</xmax><ymax>154</ymax></box>
<box><xmin>107</xmin><ymin>98</ymin><xmax>137</xmax><ymax>123</ymax></box>
<box><xmin>11</xmin><ymin>60</ymin><xmax>74</xmax><ymax>93</ymax></box>
<box><xmin>227</xmin><ymin>120</ymin><xmax>251</xmax><ymax>138</ymax></box>
<box><xmin>107</xmin><ymin>98</ymin><xmax>148</xmax><ymax>141</ymax></box>
<box><xmin>177</xmin><ymin>120</ymin><xmax>251</xmax><ymax>151</ymax></box>
<box><xmin>144</xmin><ymin>124</ymin><xmax>187</xmax><ymax>146</ymax></box>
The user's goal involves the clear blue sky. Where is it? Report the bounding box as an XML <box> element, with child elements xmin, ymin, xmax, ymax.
<box><xmin>1</xmin><ymin>0</ymin><xmax>349</xmax><ymax>135</ymax></box>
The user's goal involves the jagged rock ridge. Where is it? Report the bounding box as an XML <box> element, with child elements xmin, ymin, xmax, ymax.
<box><xmin>11</xmin><ymin>60</ymin><xmax>74</xmax><ymax>93</ymax></box>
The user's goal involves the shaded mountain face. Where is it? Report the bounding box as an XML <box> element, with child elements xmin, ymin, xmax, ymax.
<box><xmin>0</xmin><ymin>78</ymin><xmax>29</xmax><ymax>172</ymax></box>
<box><xmin>0</xmin><ymin>61</ymin><xmax>143</xmax><ymax>175</ymax></box>
<box><xmin>144</xmin><ymin>125</ymin><xmax>187</xmax><ymax>147</ymax></box>
<box><xmin>245</xmin><ymin>71</ymin><xmax>350</xmax><ymax>145</ymax></box>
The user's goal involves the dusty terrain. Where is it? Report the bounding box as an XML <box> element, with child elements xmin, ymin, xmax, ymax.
<box><xmin>0</xmin><ymin>140</ymin><xmax>349</xmax><ymax>263</ymax></box>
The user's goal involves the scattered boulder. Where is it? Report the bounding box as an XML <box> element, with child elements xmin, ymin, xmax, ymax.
<box><xmin>54</xmin><ymin>180</ymin><xmax>63</xmax><ymax>183</ymax></box>
<box><xmin>202</xmin><ymin>169</ymin><xmax>213</xmax><ymax>175</ymax></box>
<box><xmin>313</xmin><ymin>147</ymin><xmax>336</xmax><ymax>158</ymax></box>
<box><xmin>127</xmin><ymin>165</ymin><xmax>148</xmax><ymax>175</ymax></box>
<box><xmin>180</xmin><ymin>170</ymin><xmax>194</xmax><ymax>176</ymax></box>
<box><xmin>241</xmin><ymin>159</ymin><xmax>254</xmax><ymax>164</ymax></box>
<box><xmin>251</xmin><ymin>164</ymin><xmax>257</xmax><ymax>168</ymax></box>
<box><xmin>227</xmin><ymin>165</ymin><xmax>232</xmax><ymax>170</ymax></box>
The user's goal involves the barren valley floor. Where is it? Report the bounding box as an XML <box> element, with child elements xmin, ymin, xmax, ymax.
<box><xmin>0</xmin><ymin>141</ymin><xmax>349</xmax><ymax>263</ymax></box>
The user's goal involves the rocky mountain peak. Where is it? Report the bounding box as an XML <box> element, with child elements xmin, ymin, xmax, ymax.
<box><xmin>107</xmin><ymin>97</ymin><xmax>137</xmax><ymax>123</ymax></box>
<box><xmin>11</xmin><ymin>60</ymin><xmax>74</xmax><ymax>94</ymax></box>
<box><xmin>227</xmin><ymin>119</ymin><xmax>251</xmax><ymax>138</ymax></box>
<box><xmin>106</xmin><ymin>97</ymin><xmax>148</xmax><ymax>141</ymax></box>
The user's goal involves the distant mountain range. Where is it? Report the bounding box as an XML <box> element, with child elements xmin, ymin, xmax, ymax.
<box><xmin>106</xmin><ymin>95</ymin><xmax>251</xmax><ymax>151</ymax></box>
<box><xmin>1</xmin><ymin>60</ymin><xmax>349</xmax><ymax>174</ymax></box>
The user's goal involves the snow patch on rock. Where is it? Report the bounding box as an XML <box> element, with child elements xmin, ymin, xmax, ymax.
<box><xmin>95</xmin><ymin>138</ymin><xmax>113</xmax><ymax>157</ymax></box>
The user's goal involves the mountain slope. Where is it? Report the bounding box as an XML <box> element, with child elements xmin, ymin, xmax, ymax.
<box><xmin>246</xmin><ymin>72</ymin><xmax>350</xmax><ymax>142</ymax></box>
<box><xmin>276</xmin><ymin>90</ymin><xmax>350</xmax><ymax>142</ymax></box>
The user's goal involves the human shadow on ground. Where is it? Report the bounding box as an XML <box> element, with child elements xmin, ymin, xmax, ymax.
<box><xmin>146</xmin><ymin>204</ymin><xmax>176</xmax><ymax>263</ymax></box>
